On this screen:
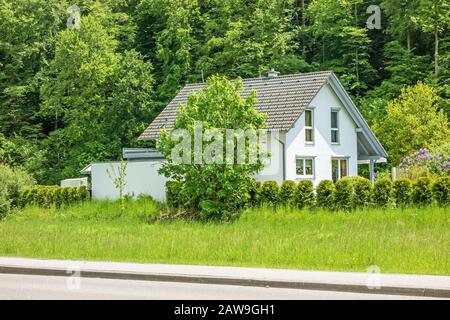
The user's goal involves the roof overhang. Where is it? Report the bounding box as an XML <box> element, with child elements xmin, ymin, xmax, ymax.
<box><xmin>80</xmin><ymin>164</ymin><xmax>92</xmax><ymax>175</ymax></box>
<box><xmin>122</xmin><ymin>148</ymin><xmax>165</xmax><ymax>160</ymax></box>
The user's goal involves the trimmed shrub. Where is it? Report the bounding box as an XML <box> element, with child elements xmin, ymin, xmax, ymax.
<box><xmin>393</xmin><ymin>179</ymin><xmax>412</xmax><ymax>207</ymax></box>
<box><xmin>248</xmin><ymin>180</ymin><xmax>262</xmax><ymax>207</ymax></box>
<box><xmin>372</xmin><ymin>178</ymin><xmax>393</xmax><ymax>208</ymax></box>
<box><xmin>295</xmin><ymin>180</ymin><xmax>315</xmax><ymax>209</ymax></box>
<box><xmin>279</xmin><ymin>180</ymin><xmax>296</xmax><ymax>206</ymax></box>
<box><xmin>412</xmin><ymin>177</ymin><xmax>433</xmax><ymax>207</ymax></box>
<box><xmin>432</xmin><ymin>177</ymin><xmax>450</xmax><ymax>207</ymax></box>
<box><xmin>334</xmin><ymin>178</ymin><xmax>354</xmax><ymax>211</ymax></box>
<box><xmin>260</xmin><ymin>181</ymin><xmax>280</xmax><ymax>206</ymax></box>
<box><xmin>77</xmin><ymin>186</ymin><xmax>90</xmax><ymax>202</ymax></box>
<box><xmin>20</xmin><ymin>186</ymin><xmax>89</xmax><ymax>208</ymax></box>
<box><xmin>352</xmin><ymin>177</ymin><xmax>372</xmax><ymax>208</ymax></box>
<box><xmin>316</xmin><ymin>180</ymin><xmax>335</xmax><ymax>210</ymax></box>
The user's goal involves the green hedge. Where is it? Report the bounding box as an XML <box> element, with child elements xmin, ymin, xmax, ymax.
<box><xmin>260</xmin><ymin>181</ymin><xmax>280</xmax><ymax>206</ymax></box>
<box><xmin>279</xmin><ymin>180</ymin><xmax>296</xmax><ymax>206</ymax></box>
<box><xmin>171</xmin><ymin>176</ymin><xmax>450</xmax><ymax>212</ymax></box>
<box><xmin>248</xmin><ymin>180</ymin><xmax>262</xmax><ymax>207</ymax></box>
<box><xmin>295</xmin><ymin>180</ymin><xmax>315</xmax><ymax>209</ymax></box>
<box><xmin>21</xmin><ymin>186</ymin><xmax>89</xmax><ymax>208</ymax></box>
<box><xmin>372</xmin><ymin>178</ymin><xmax>393</xmax><ymax>208</ymax></box>
<box><xmin>316</xmin><ymin>180</ymin><xmax>335</xmax><ymax>210</ymax></box>
<box><xmin>412</xmin><ymin>177</ymin><xmax>433</xmax><ymax>207</ymax></box>
<box><xmin>352</xmin><ymin>177</ymin><xmax>372</xmax><ymax>208</ymax></box>
<box><xmin>432</xmin><ymin>177</ymin><xmax>450</xmax><ymax>207</ymax></box>
<box><xmin>393</xmin><ymin>178</ymin><xmax>412</xmax><ymax>207</ymax></box>
<box><xmin>334</xmin><ymin>178</ymin><xmax>354</xmax><ymax>211</ymax></box>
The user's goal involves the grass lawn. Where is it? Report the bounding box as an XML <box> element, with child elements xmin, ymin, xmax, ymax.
<box><xmin>0</xmin><ymin>199</ymin><xmax>449</xmax><ymax>275</ymax></box>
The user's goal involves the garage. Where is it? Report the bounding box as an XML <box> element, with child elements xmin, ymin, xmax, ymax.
<box><xmin>81</xmin><ymin>148</ymin><xmax>168</xmax><ymax>202</ymax></box>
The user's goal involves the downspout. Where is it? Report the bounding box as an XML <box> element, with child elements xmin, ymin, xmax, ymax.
<box><xmin>275</xmin><ymin>137</ymin><xmax>286</xmax><ymax>182</ymax></box>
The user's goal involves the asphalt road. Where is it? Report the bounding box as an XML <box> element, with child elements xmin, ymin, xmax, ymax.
<box><xmin>0</xmin><ymin>273</ymin><xmax>439</xmax><ymax>300</ymax></box>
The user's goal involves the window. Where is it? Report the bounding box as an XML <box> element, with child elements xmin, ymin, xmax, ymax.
<box><xmin>305</xmin><ymin>109</ymin><xmax>314</xmax><ymax>143</ymax></box>
<box><xmin>296</xmin><ymin>157</ymin><xmax>314</xmax><ymax>177</ymax></box>
<box><xmin>331</xmin><ymin>158</ymin><xmax>348</xmax><ymax>181</ymax></box>
<box><xmin>331</xmin><ymin>110</ymin><xmax>339</xmax><ymax>143</ymax></box>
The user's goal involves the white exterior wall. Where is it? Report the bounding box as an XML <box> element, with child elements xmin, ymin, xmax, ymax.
<box><xmin>90</xmin><ymin>160</ymin><xmax>168</xmax><ymax>202</ymax></box>
<box><xmin>254</xmin><ymin>131</ymin><xmax>285</xmax><ymax>184</ymax></box>
<box><xmin>284</xmin><ymin>84</ymin><xmax>358</xmax><ymax>185</ymax></box>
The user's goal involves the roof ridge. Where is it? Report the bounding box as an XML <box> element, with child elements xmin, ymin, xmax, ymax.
<box><xmin>183</xmin><ymin>71</ymin><xmax>333</xmax><ymax>87</ymax></box>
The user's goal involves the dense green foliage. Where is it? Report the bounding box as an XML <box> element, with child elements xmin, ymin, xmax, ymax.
<box><xmin>1</xmin><ymin>0</ymin><xmax>449</xmax><ymax>185</ymax></box>
<box><xmin>373</xmin><ymin>83</ymin><xmax>449</xmax><ymax>165</ymax></box>
<box><xmin>0</xmin><ymin>164</ymin><xmax>34</xmax><ymax>217</ymax></box>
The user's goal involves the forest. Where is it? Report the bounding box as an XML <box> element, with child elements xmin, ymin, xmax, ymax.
<box><xmin>0</xmin><ymin>0</ymin><xmax>449</xmax><ymax>184</ymax></box>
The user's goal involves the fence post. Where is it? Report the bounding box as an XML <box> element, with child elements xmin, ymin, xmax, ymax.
<box><xmin>392</xmin><ymin>167</ymin><xmax>397</xmax><ymax>181</ymax></box>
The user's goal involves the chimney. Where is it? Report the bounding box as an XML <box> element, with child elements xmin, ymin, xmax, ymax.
<box><xmin>267</xmin><ymin>68</ymin><xmax>280</xmax><ymax>78</ymax></box>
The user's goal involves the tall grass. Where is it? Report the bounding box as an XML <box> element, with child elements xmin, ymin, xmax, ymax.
<box><xmin>0</xmin><ymin>199</ymin><xmax>449</xmax><ymax>275</ymax></box>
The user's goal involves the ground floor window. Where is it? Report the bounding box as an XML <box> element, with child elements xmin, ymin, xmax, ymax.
<box><xmin>296</xmin><ymin>157</ymin><xmax>314</xmax><ymax>177</ymax></box>
<box><xmin>332</xmin><ymin>158</ymin><xmax>348</xmax><ymax>181</ymax></box>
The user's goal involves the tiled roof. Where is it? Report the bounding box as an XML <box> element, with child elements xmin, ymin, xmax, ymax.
<box><xmin>139</xmin><ymin>71</ymin><xmax>333</xmax><ymax>140</ymax></box>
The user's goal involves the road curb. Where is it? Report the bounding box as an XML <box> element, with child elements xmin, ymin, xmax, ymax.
<box><xmin>1</xmin><ymin>265</ymin><xmax>449</xmax><ymax>298</ymax></box>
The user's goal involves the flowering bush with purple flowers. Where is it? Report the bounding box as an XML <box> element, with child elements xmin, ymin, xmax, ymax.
<box><xmin>399</xmin><ymin>148</ymin><xmax>450</xmax><ymax>180</ymax></box>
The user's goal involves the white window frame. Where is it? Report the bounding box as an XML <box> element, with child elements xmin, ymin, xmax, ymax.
<box><xmin>296</xmin><ymin>156</ymin><xmax>315</xmax><ymax>178</ymax></box>
<box><xmin>304</xmin><ymin>109</ymin><xmax>314</xmax><ymax>144</ymax></box>
<box><xmin>331</xmin><ymin>157</ymin><xmax>349</xmax><ymax>181</ymax></box>
<box><xmin>331</xmin><ymin>109</ymin><xmax>340</xmax><ymax>144</ymax></box>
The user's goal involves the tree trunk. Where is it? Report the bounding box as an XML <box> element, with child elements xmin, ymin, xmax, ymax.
<box><xmin>299</xmin><ymin>0</ymin><xmax>305</xmax><ymax>52</ymax></box>
<box><xmin>434</xmin><ymin>27</ymin><xmax>439</xmax><ymax>77</ymax></box>
<box><xmin>406</xmin><ymin>29</ymin><xmax>411</xmax><ymax>51</ymax></box>
<box><xmin>354</xmin><ymin>4</ymin><xmax>359</xmax><ymax>86</ymax></box>
<box><xmin>322</xmin><ymin>38</ymin><xmax>325</xmax><ymax>64</ymax></box>
<box><xmin>301</xmin><ymin>0</ymin><xmax>305</xmax><ymax>28</ymax></box>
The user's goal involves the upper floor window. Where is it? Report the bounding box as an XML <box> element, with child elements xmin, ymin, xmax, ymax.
<box><xmin>331</xmin><ymin>110</ymin><xmax>339</xmax><ymax>144</ymax></box>
<box><xmin>305</xmin><ymin>109</ymin><xmax>314</xmax><ymax>143</ymax></box>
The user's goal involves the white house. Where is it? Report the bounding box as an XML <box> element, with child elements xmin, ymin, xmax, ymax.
<box><xmin>83</xmin><ymin>71</ymin><xmax>387</xmax><ymax>201</ymax></box>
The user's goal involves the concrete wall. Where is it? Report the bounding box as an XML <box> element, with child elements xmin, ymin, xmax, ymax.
<box><xmin>284</xmin><ymin>84</ymin><xmax>358</xmax><ymax>185</ymax></box>
<box><xmin>91</xmin><ymin>160</ymin><xmax>167</xmax><ymax>202</ymax></box>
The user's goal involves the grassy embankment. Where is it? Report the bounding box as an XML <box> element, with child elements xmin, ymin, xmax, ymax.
<box><xmin>0</xmin><ymin>198</ymin><xmax>448</xmax><ymax>275</ymax></box>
